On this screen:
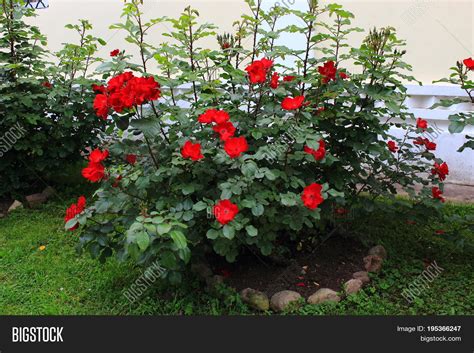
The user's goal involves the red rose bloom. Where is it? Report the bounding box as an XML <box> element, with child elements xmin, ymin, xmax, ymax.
<box><xmin>318</xmin><ymin>60</ymin><xmax>337</xmax><ymax>83</ymax></box>
<box><xmin>224</xmin><ymin>136</ymin><xmax>248</xmax><ymax>158</ymax></box>
<box><xmin>213</xmin><ymin>199</ymin><xmax>239</xmax><ymax>225</ymax></box>
<box><xmin>110</xmin><ymin>49</ymin><xmax>120</xmax><ymax>57</ymax></box>
<box><xmin>339</xmin><ymin>71</ymin><xmax>349</xmax><ymax>79</ymax></box>
<box><xmin>387</xmin><ymin>140</ymin><xmax>398</xmax><ymax>153</ymax></box>
<box><xmin>213</xmin><ymin>122</ymin><xmax>236</xmax><ymax>141</ymax></box>
<box><xmin>301</xmin><ymin>183</ymin><xmax>324</xmax><ymax>210</ymax></box>
<box><xmin>270</xmin><ymin>72</ymin><xmax>280</xmax><ymax>89</ymax></box>
<box><xmin>414</xmin><ymin>137</ymin><xmax>436</xmax><ymax>151</ymax></box>
<box><xmin>92</xmin><ymin>84</ymin><xmax>106</xmax><ymax>94</ymax></box>
<box><xmin>181</xmin><ymin>141</ymin><xmax>204</xmax><ymax>161</ymax></box>
<box><xmin>416</xmin><ymin>117</ymin><xmax>428</xmax><ymax>130</ymax></box>
<box><xmin>431</xmin><ymin>187</ymin><xmax>445</xmax><ymax>202</ymax></box>
<box><xmin>431</xmin><ymin>162</ymin><xmax>449</xmax><ymax>181</ymax></box>
<box><xmin>304</xmin><ymin>140</ymin><xmax>326</xmax><ymax>161</ymax></box>
<box><xmin>92</xmin><ymin>72</ymin><xmax>161</xmax><ymax>118</ymax></box>
<box><xmin>89</xmin><ymin>149</ymin><xmax>109</xmax><ymax>164</ymax></box>
<box><xmin>42</xmin><ymin>81</ymin><xmax>52</xmax><ymax>88</ymax></box>
<box><xmin>198</xmin><ymin>109</ymin><xmax>216</xmax><ymax>124</ymax></box>
<box><xmin>82</xmin><ymin>162</ymin><xmax>105</xmax><ymax>183</ymax></box>
<box><xmin>245</xmin><ymin>58</ymin><xmax>273</xmax><ymax>84</ymax></box>
<box><xmin>213</xmin><ymin>110</ymin><xmax>231</xmax><ymax>124</ymax></box>
<box><xmin>283</xmin><ymin>75</ymin><xmax>295</xmax><ymax>82</ymax></box>
<box><xmin>82</xmin><ymin>149</ymin><xmax>108</xmax><ymax>183</ymax></box>
<box><xmin>126</xmin><ymin>154</ymin><xmax>137</xmax><ymax>165</ymax></box>
<box><xmin>282</xmin><ymin>96</ymin><xmax>305</xmax><ymax>110</ymax></box>
<box><xmin>93</xmin><ymin>94</ymin><xmax>109</xmax><ymax>120</ymax></box>
<box><xmin>463</xmin><ymin>57</ymin><xmax>474</xmax><ymax>70</ymax></box>
<box><xmin>198</xmin><ymin>109</ymin><xmax>230</xmax><ymax>124</ymax></box>
<box><xmin>64</xmin><ymin>196</ymin><xmax>86</xmax><ymax>231</ymax></box>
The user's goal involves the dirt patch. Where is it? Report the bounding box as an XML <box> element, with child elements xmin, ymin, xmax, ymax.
<box><xmin>213</xmin><ymin>235</ymin><xmax>367</xmax><ymax>298</ymax></box>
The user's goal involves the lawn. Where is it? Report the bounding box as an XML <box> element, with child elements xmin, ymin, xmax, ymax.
<box><xmin>0</xmin><ymin>195</ymin><xmax>473</xmax><ymax>315</ymax></box>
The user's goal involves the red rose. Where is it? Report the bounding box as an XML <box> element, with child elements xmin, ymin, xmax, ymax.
<box><xmin>64</xmin><ymin>196</ymin><xmax>86</xmax><ymax>231</ymax></box>
<box><xmin>82</xmin><ymin>149</ymin><xmax>108</xmax><ymax>183</ymax></box>
<box><xmin>213</xmin><ymin>199</ymin><xmax>239</xmax><ymax>225</ymax></box>
<box><xmin>198</xmin><ymin>109</ymin><xmax>216</xmax><ymax>124</ymax></box>
<box><xmin>42</xmin><ymin>81</ymin><xmax>52</xmax><ymax>88</ymax></box>
<box><xmin>270</xmin><ymin>72</ymin><xmax>280</xmax><ymax>89</ymax></box>
<box><xmin>181</xmin><ymin>141</ymin><xmax>204</xmax><ymax>161</ymax></box>
<box><xmin>224</xmin><ymin>136</ymin><xmax>248</xmax><ymax>158</ymax></box>
<box><xmin>126</xmin><ymin>154</ymin><xmax>137</xmax><ymax>165</ymax></box>
<box><xmin>213</xmin><ymin>122</ymin><xmax>236</xmax><ymax>141</ymax></box>
<box><xmin>301</xmin><ymin>183</ymin><xmax>324</xmax><ymax>210</ymax></box>
<box><xmin>387</xmin><ymin>140</ymin><xmax>398</xmax><ymax>153</ymax></box>
<box><xmin>414</xmin><ymin>137</ymin><xmax>436</xmax><ymax>151</ymax></box>
<box><xmin>93</xmin><ymin>94</ymin><xmax>109</xmax><ymax>120</ymax></box>
<box><xmin>463</xmin><ymin>57</ymin><xmax>474</xmax><ymax>70</ymax></box>
<box><xmin>213</xmin><ymin>110</ymin><xmax>231</xmax><ymax>124</ymax></box>
<box><xmin>304</xmin><ymin>140</ymin><xmax>326</xmax><ymax>161</ymax></box>
<box><xmin>431</xmin><ymin>162</ymin><xmax>449</xmax><ymax>181</ymax></box>
<box><xmin>82</xmin><ymin>162</ymin><xmax>105</xmax><ymax>182</ymax></box>
<box><xmin>431</xmin><ymin>187</ymin><xmax>445</xmax><ymax>202</ymax></box>
<box><xmin>198</xmin><ymin>109</ymin><xmax>230</xmax><ymax>124</ymax></box>
<box><xmin>245</xmin><ymin>58</ymin><xmax>273</xmax><ymax>84</ymax></box>
<box><xmin>416</xmin><ymin>117</ymin><xmax>428</xmax><ymax>130</ymax></box>
<box><xmin>318</xmin><ymin>60</ymin><xmax>337</xmax><ymax>83</ymax></box>
<box><xmin>339</xmin><ymin>71</ymin><xmax>349</xmax><ymax>79</ymax></box>
<box><xmin>110</xmin><ymin>49</ymin><xmax>120</xmax><ymax>57</ymax></box>
<box><xmin>92</xmin><ymin>84</ymin><xmax>106</xmax><ymax>94</ymax></box>
<box><xmin>282</xmin><ymin>96</ymin><xmax>305</xmax><ymax>110</ymax></box>
<box><xmin>93</xmin><ymin>72</ymin><xmax>161</xmax><ymax>118</ymax></box>
<box><xmin>283</xmin><ymin>75</ymin><xmax>295</xmax><ymax>82</ymax></box>
<box><xmin>435</xmin><ymin>230</ymin><xmax>445</xmax><ymax>235</ymax></box>
<box><xmin>89</xmin><ymin>149</ymin><xmax>109</xmax><ymax>164</ymax></box>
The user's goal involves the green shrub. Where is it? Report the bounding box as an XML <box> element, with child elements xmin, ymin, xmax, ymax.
<box><xmin>64</xmin><ymin>0</ymin><xmax>448</xmax><ymax>282</ymax></box>
<box><xmin>0</xmin><ymin>1</ymin><xmax>105</xmax><ymax>199</ymax></box>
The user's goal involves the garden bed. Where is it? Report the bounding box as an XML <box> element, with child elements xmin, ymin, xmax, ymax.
<box><xmin>216</xmin><ymin>236</ymin><xmax>366</xmax><ymax>298</ymax></box>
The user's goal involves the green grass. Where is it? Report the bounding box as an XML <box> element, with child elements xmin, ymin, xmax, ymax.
<box><xmin>0</xmin><ymin>197</ymin><xmax>473</xmax><ymax>315</ymax></box>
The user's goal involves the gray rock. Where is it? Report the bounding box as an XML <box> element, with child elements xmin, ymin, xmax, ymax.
<box><xmin>368</xmin><ymin>245</ymin><xmax>387</xmax><ymax>260</ymax></box>
<box><xmin>26</xmin><ymin>193</ymin><xmax>48</xmax><ymax>208</ymax></box>
<box><xmin>0</xmin><ymin>213</ymin><xmax>5</xmax><ymax>219</ymax></box>
<box><xmin>41</xmin><ymin>186</ymin><xmax>56</xmax><ymax>199</ymax></box>
<box><xmin>7</xmin><ymin>200</ymin><xmax>23</xmax><ymax>213</ymax></box>
<box><xmin>307</xmin><ymin>288</ymin><xmax>341</xmax><ymax>305</ymax></box>
<box><xmin>240</xmin><ymin>288</ymin><xmax>270</xmax><ymax>311</ymax></box>
<box><xmin>352</xmin><ymin>271</ymin><xmax>370</xmax><ymax>284</ymax></box>
<box><xmin>344</xmin><ymin>279</ymin><xmax>363</xmax><ymax>295</ymax></box>
<box><xmin>270</xmin><ymin>290</ymin><xmax>301</xmax><ymax>312</ymax></box>
<box><xmin>364</xmin><ymin>255</ymin><xmax>383</xmax><ymax>273</ymax></box>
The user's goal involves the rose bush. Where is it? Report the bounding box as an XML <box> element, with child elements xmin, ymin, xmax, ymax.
<box><xmin>433</xmin><ymin>57</ymin><xmax>474</xmax><ymax>151</ymax></box>
<box><xmin>0</xmin><ymin>1</ymin><xmax>105</xmax><ymax>198</ymax></box>
<box><xmin>65</xmin><ymin>0</ymin><xmax>449</xmax><ymax>282</ymax></box>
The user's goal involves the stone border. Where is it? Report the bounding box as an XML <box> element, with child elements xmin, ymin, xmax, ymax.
<box><xmin>240</xmin><ymin>245</ymin><xmax>387</xmax><ymax>312</ymax></box>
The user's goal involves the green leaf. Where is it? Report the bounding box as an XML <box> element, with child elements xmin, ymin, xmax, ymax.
<box><xmin>251</xmin><ymin>204</ymin><xmax>264</xmax><ymax>216</ymax></box>
<box><xmin>157</xmin><ymin>223</ymin><xmax>172</xmax><ymax>235</ymax></box>
<box><xmin>223</xmin><ymin>225</ymin><xmax>235</xmax><ymax>239</ymax></box>
<box><xmin>193</xmin><ymin>201</ymin><xmax>207</xmax><ymax>211</ymax></box>
<box><xmin>245</xmin><ymin>225</ymin><xmax>258</xmax><ymax>237</ymax></box>
<box><xmin>136</xmin><ymin>232</ymin><xmax>150</xmax><ymax>251</ymax></box>
<box><xmin>170</xmin><ymin>230</ymin><xmax>187</xmax><ymax>249</ymax></box>
<box><xmin>206</xmin><ymin>228</ymin><xmax>219</xmax><ymax>240</ymax></box>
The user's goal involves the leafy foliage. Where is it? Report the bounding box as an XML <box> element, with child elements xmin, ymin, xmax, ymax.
<box><xmin>68</xmin><ymin>0</ymin><xmax>446</xmax><ymax>281</ymax></box>
<box><xmin>0</xmin><ymin>1</ymin><xmax>105</xmax><ymax>198</ymax></box>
